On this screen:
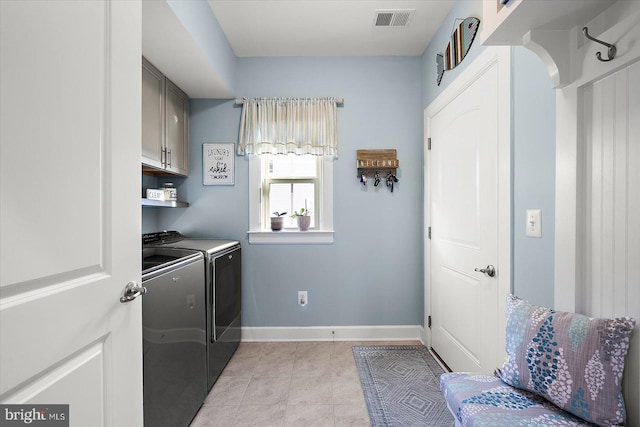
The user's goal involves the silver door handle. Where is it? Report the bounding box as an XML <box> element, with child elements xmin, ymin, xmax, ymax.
<box><xmin>474</xmin><ymin>265</ymin><xmax>496</xmax><ymax>277</ymax></box>
<box><xmin>120</xmin><ymin>281</ymin><xmax>147</xmax><ymax>303</ymax></box>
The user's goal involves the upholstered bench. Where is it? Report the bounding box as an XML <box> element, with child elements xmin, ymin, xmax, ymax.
<box><xmin>441</xmin><ymin>372</ymin><xmax>594</xmax><ymax>426</ymax></box>
<box><xmin>440</xmin><ymin>294</ymin><xmax>635</xmax><ymax>427</ymax></box>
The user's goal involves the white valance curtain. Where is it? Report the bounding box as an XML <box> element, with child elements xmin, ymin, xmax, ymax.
<box><xmin>237</xmin><ymin>97</ymin><xmax>338</xmax><ymax>157</ymax></box>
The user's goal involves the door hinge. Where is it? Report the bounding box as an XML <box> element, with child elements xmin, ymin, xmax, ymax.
<box><xmin>427</xmin><ymin>137</ymin><xmax>431</xmax><ymax>150</ymax></box>
<box><xmin>428</xmin><ymin>315</ymin><xmax>432</xmax><ymax>329</ymax></box>
<box><xmin>428</xmin><ymin>226</ymin><xmax>431</xmax><ymax>239</ymax></box>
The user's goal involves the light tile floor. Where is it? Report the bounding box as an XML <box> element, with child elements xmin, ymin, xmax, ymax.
<box><xmin>190</xmin><ymin>340</ymin><xmax>422</xmax><ymax>427</ymax></box>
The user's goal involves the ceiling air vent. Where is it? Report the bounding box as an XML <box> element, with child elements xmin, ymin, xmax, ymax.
<box><xmin>374</xmin><ymin>9</ymin><xmax>415</xmax><ymax>27</ymax></box>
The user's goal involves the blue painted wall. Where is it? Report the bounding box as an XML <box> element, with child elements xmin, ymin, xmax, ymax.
<box><xmin>142</xmin><ymin>174</ymin><xmax>160</xmax><ymax>234</ymax></box>
<box><xmin>421</xmin><ymin>0</ymin><xmax>485</xmax><ymax>109</ymax></box>
<box><xmin>511</xmin><ymin>47</ymin><xmax>556</xmax><ymax>308</ymax></box>
<box><xmin>144</xmin><ymin>0</ymin><xmax>557</xmax><ymax>328</ymax></box>
<box><xmin>157</xmin><ymin>57</ymin><xmax>425</xmax><ymax>327</ymax></box>
<box><xmin>420</xmin><ymin>0</ymin><xmax>556</xmax><ymax>307</ymax></box>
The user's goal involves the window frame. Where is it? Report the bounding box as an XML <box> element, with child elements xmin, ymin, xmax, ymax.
<box><xmin>248</xmin><ymin>155</ymin><xmax>334</xmax><ymax>244</ymax></box>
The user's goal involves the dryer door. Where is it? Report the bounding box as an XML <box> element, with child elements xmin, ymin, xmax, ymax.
<box><xmin>209</xmin><ymin>247</ymin><xmax>241</xmax><ymax>389</ymax></box>
<box><xmin>214</xmin><ymin>247</ymin><xmax>241</xmax><ymax>340</ymax></box>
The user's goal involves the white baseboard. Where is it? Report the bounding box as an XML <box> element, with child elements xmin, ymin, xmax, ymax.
<box><xmin>241</xmin><ymin>325</ymin><xmax>425</xmax><ymax>343</ymax></box>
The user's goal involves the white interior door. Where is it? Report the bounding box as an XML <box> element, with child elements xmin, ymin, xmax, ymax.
<box><xmin>0</xmin><ymin>1</ymin><xmax>143</xmax><ymax>426</ymax></box>
<box><xmin>425</xmin><ymin>48</ymin><xmax>511</xmax><ymax>373</ymax></box>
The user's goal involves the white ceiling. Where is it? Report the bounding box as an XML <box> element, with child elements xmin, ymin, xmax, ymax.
<box><xmin>207</xmin><ymin>0</ymin><xmax>456</xmax><ymax>57</ymax></box>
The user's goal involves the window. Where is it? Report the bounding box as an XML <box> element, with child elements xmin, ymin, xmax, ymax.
<box><xmin>239</xmin><ymin>97</ymin><xmax>338</xmax><ymax>244</ymax></box>
<box><xmin>248</xmin><ymin>154</ymin><xmax>334</xmax><ymax>244</ymax></box>
<box><xmin>263</xmin><ymin>154</ymin><xmax>319</xmax><ymax>229</ymax></box>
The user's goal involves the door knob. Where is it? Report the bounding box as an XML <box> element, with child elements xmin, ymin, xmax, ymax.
<box><xmin>474</xmin><ymin>265</ymin><xmax>496</xmax><ymax>277</ymax></box>
<box><xmin>120</xmin><ymin>281</ymin><xmax>147</xmax><ymax>303</ymax></box>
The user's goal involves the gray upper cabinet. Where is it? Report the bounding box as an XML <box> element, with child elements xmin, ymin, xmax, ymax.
<box><xmin>142</xmin><ymin>58</ymin><xmax>164</xmax><ymax>168</ymax></box>
<box><xmin>164</xmin><ymin>79</ymin><xmax>189</xmax><ymax>175</ymax></box>
<box><xmin>142</xmin><ymin>57</ymin><xmax>189</xmax><ymax>176</ymax></box>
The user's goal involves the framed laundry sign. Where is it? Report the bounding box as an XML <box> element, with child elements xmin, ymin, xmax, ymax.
<box><xmin>203</xmin><ymin>143</ymin><xmax>235</xmax><ymax>185</ymax></box>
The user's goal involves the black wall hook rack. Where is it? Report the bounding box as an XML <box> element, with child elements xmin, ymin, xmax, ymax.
<box><xmin>582</xmin><ymin>27</ymin><xmax>617</xmax><ymax>62</ymax></box>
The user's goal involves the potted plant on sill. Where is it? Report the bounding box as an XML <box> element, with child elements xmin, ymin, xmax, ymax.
<box><xmin>291</xmin><ymin>207</ymin><xmax>311</xmax><ymax>231</ymax></box>
<box><xmin>270</xmin><ymin>211</ymin><xmax>287</xmax><ymax>231</ymax></box>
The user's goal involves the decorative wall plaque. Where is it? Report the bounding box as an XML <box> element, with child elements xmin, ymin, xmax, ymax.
<box><xmin>203</xmin><ymin>143</ymin><xmax>234</xmax><ymax>185</ymax></box>
<box><xmin>436</xmin><ymin>17</ymin><xmax>480</xmax><ymax>86</ymax></box>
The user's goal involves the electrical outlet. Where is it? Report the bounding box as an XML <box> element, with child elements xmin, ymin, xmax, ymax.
<box><xmin>298</xmin><ymin>291</ymin><xmax>308</xmax><ymax>306</ymax></box>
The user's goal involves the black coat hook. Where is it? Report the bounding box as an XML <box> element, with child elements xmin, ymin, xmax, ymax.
<box><xmin>582</xmin><ymin>27</ymin><xmax>616</xmax><ymax>62</ymax></box>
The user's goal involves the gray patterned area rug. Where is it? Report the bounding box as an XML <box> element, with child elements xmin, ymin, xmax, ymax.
<box><xmin>353</xmin><ymin>345</ymin><xmax>454</xmax><ymax>427</ymax></box>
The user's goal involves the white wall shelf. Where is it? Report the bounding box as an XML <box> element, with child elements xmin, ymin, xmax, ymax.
<box><xmin>141</xmin><ymin>198</ymin><xmax>189</xmax><ymax>208</ymax></box>
<box><xmin>481</xmin><ymin>0</ymin><xmax>612</xmax><ymax>88</ymax></box>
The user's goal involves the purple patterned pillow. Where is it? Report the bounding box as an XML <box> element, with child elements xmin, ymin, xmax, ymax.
<box><xmin>496</xmin><ymin>294</ymin><xmax>635</xmax><ymax>426</ymax></box>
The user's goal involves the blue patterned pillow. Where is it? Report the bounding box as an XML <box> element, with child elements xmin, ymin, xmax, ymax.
<box><xmin>496</xmin><ymin>294</ymin><xmax>635</xmax><ymax>426</ymax></box>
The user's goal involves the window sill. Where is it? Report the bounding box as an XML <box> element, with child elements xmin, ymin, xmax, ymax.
<box><xmin>247</xmin><ymin>229</ymin><xmax>334</xmax><ymax>244</ymax></box>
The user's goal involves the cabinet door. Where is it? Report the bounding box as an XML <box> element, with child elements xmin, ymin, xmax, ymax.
<box><xmin>165</xmin><ymin>79</ymin><xmax>189</xmax><ymax>176</ymax></box>
<box><xmin>142</xmin><ymin>58</ymin><xmax>164</xmax><ymax>169</ymax></box>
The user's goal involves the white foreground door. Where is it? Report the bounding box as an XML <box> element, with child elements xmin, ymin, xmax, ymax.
<box><xmin>426</xmin><ymin>49</ymin><xmax>510</xmax><ymax>373</ymax></box>
<box><xmin>0</xmin><ymin>1</ymin><xmax>143</xmax><ymax>426</ymax></box>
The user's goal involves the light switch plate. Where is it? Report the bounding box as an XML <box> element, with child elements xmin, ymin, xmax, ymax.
<box><xmin>526</xmin><ymin>209</ymin><xmax>542</xmax><ymax>238</ymax></box>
